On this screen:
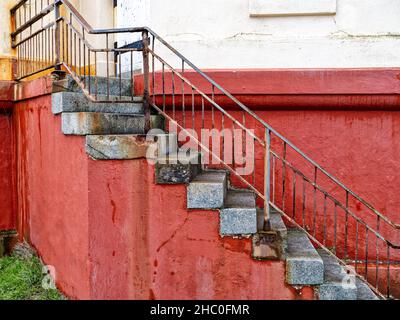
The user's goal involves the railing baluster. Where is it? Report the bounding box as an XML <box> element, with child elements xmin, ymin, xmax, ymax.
<box><xmin>345</xmin><ymin>191</ymin><xmax>349</xmax><ymax>259</ymax></box>
<box><xmin>264</xmin><ymin>128</ymin><xmax>271</xmax><ymax>228</ymax></box>
<box><xmin>355</xmin><ymin>221</ymin><xmax>359</xmax><ymax>274</ymax></box>
<box><xmin>272</xmin><ymin>155</ymin><xmax>276</xmax><ymax>203</ymax></box>
<box><xmin>376</xmin><ymin>216</ymin><xmax>380</xmax><ymax>291</ymax></box>
<box><xmin>182</xmin><ymin>60</ymin><xmax>185</xmax><ymax>128</ymax></box>
<box><xmin>95</xmin><ymin>52</ymin><xmax>98</xmax><ymax>100</ymax></box>
<box><xmin>88</xmin><ymin>49</ymin><xmax>92</xmax><ymax>95</ymax></box>
<box><xmin>162</xmin><ymin>63</ymin><xmax>165</xmax><ymax>112</ymax></box>
<box><xmin>172</xmin><ymin>70</ymin><xmax>176</xmax><ymax>119</ymax></box>
<box><xmin>386</xmin><ymin>244</ymin><xmax>391</xmax><ymax>299</ymax></box>
<box><xmin>292</xmin><ymin>170</ymin><xmax>296</xmax><ymax>218</ymax></box>
<box><xmin>313</xmin><ymin>167</ymin><xmax>317</xmax><ymax>237</ymax></box>
<box><xmin>130</xmin><ymin>50</ymin><xmax>134</xmax><ymax>101</ymax></box>
<box><xmin>192</xmin><ymin>88</ymin><xmax>196</xmax><ymax>131</ymax></box>
<box><xmin>365</xmin><ymin>226</ymin><xmax>369</xmax><ymax>280</ymax></box>
<box><xmin>282</xmin><ymin>142</ymin><xmax>287</xmax><ymax>211</ymax></box>
<box><xmin>106</xmin><ymin>34</ymin><xmax>110</xmax><ymax>99</ymax></box>
<box><xmin>323</xmin><ymin>194</ymin><xmax>327</xmax><ymax>246</ymax></box>
<box><xmin>211</xmin><ymin>85</ymin><xmax>215</xmax><ymax>131</ymax></box>
<box><xmin>333</xmin><ymin>203</ymin><xmax>337</xmax><ymax>254</ymax></box>
<box><xmin>118</xmin><ymin>51</ymin><xmax>121</xmax><ymax>98</ymax></box>
<box><xmin>201</xmin><ymin>96</ymin><xmax>204</xmax><ymax>129</ymax></box>
<box><xmin>302</xmin><ymin>176</ymin><xmax>306</xmax><ymax>228</ymax></box>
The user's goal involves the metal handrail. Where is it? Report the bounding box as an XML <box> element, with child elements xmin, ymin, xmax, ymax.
<box><xmin>10</xmin><ymin>0</ymin><xmax>399</xmax><ymax>299</ymax></box>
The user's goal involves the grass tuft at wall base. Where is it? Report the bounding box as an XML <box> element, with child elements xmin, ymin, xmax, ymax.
<box><xmin>0</xmin><ymin>245</ymin><xmax>65</xmax><ymax>300</ymax></box>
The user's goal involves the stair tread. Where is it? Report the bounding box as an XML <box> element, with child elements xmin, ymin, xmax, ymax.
<box><xmin>191</xmin><ymin>171</ymin><xmax>227</xmax><ymax>183</ymax></box>
<box><xmin>269</xmin><ymin>211</ymin><xmax>287</xmax><ymax>238</ymax></box>
<box><xmin>285</xmin><ymin>228</ymin><xmax>324</xmax><ymax>285</ymax></box>
<box><xmin>54</xmin><ymin>75</ymin><xmax>134</xmax><ymax>97</ymax></box>
<box><xmin>356</xmin><ymin>278</ymin><xmax>379</xmax><ymax>300</ymax></box>
<box><xmin>287</xmin><ymin>229</ymin><xmax>322</xmax><ymax>261</ymax></box>
<box><xmin>317</xmin><ymin>249</ymin><xmax>356</xmax><ymax>286</ymax></box>
<box><xmin>225</xmin><ymin>190</ymin><xmax>256</xmax><ymax>208</ymax></box>
<box><xmin>57</xmin><ymin>91</ymin><xmax>143</xmax><ymax>102</ymax></box>
<box><xmin>66</xmin><ymin>112</ymin><xmax>144</xmax><ymax>116</ymax></box>
<box><xmin>157</xmin><ymin>150</ymin><xmax>201</xmax><ymax>163</ymax></box>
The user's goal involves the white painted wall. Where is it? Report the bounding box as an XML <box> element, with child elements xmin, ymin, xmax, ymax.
<box><xmin>115</xmin><ymin>0</ymin><xmax>149</xmax><ymax>73</ymax></box>
<box><xmin>115</xmin><ymin>0</ymin><xmax>400</xmax><ymax>69</ymax></box>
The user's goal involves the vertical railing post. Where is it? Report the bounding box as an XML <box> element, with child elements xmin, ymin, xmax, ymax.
<box><xmin>264</xmin><ymin>128</ymin><xmax>271</xmax><ymax>229</ymax></box>
<box><xmin>10</xmin><ymin>9</ymin><xmax>17</xmax><ymax>81</ymax></box>
<box><xmin>142</xmin><ymin>31</ymin><xmax>151</xmax><ymax>132</ymax></box>
<box><xmin>54</xmin><ymin>0</ymin><xmax>61</xmax><ymax>74</ymax></box>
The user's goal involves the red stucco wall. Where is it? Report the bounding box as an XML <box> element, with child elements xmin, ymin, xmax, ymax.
<box><xmin>0</xmin><ymin>113</ymin><xmax>15</xmax><ymax>231</ymax></box>
<box><xmin>13</xmin><ymin>96</ymin><xmax>91</xmax><ymax>299</ymax></box>
<box><xmin>12</xmin><ymin>70</ymin><xmax>400</xmax><ymax>299</ymax></box>
<box><xmin>87</xmin><ymin>159</ymin><xmax>312</xmax><ymax>300</ymax></box>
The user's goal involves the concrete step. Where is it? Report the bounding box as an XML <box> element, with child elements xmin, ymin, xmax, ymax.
<box><xmin>317</xmin><ymin>249</ymin><xmax>357</xmax><ymax>300</ymax></box>
<box><xmin>356</xmin><ymin>278</ymin><xmax>379</xmax><ymax>300</ymax></box>
<box><xmin>86</xmin><ymin>135</ymin><xmax>149</xmax><ymax>160</ymax></box>
<box><xmin>86</xmin><ymin>133</ymin><xmax>178</xmax><ymax>160</ymax></box>
<box><xmin>62</xmin><ymin>112</ymin><xmax>145</xmax><ymax>135</ymax></box>
<box><xmin>53</xmin><ymin>75</ymin><xmax>133</xmax><ymax>97</ymax></box>
<box><xmin>187</xmin><ymin>170</ymin><xmax>227</xmax><ymax>209</ymax></box>
<box><xmin>155</xmin><ymin>149</ymin><xmax>202</xmax><ymax>184</ymax></box>
<box><xmin>52</xmin><ymin>92</ymin><xmax>143</xmax><ymax>115</ymax></box>
<box><xmin>220</xmin><ymin>190</ymin><xmax>257</xmax><ymax>236</ymax></box>
<box><xmin>285</xmin><ymin>229</ymin><xmax>324</xmax><ymax>285</ymax></box>
<box><xmin>62</xmin><ymin>113</ymin><xmax>164</xmax><ymax>136</ymax></box>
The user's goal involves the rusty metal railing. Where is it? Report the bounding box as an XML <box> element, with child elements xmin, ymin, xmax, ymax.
<box><xmin>11</xmin><ymin>0</ymin><xmax>400</xmax><ymax>299</ymax></box>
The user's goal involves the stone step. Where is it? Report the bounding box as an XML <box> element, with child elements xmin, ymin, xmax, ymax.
<box><xmin>53</xmin><ymin>75</ymin><xmax>133</xmax><ymax>97</ymax></box>
<box><xmin>155</xmin><ymin>149</ymin><xmax>202</xmax><ymax>184</ymax></box>
<box><xmin>285</xmin><ymin>229</ymin><xmax>324</xmax><ymax>285</ymax></box>
<box><xmin>317</xmin><ymin>249</ymin><xmax>357</xmax><ymax>300</ymax></box>
<box><xmin>220</xmin><ymin>190</ymin><xmax>257</xmax><ymax>236</ymax></box>
<box><xmin>62</xmin><ymin>113</ymin><xmax>164</xmax><ymax>136</ymax></box>
<box><xmin>356</xmin><ymin>278</ymin><xmax>379</xmax><ymax>300</ymax></box>
<box><xmin>187</xmin><ymin>170</ymin><xmax>228</xmax><ymax>209</ymax></box>
<box><xmin>86</xmin><ymin>133</ymin><xmax>178</xmax><ymax>160</ymax></box>
<box><xmin>52</xmin><ymin>92</ymin><xmax>143</xmax><ymax>115</ymax></box>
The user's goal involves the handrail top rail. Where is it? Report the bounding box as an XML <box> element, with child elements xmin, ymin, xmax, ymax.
<box><xmin>10</xmin><ymin>0</ymin><xmax>400</xmax><ymax>230</ymax></box>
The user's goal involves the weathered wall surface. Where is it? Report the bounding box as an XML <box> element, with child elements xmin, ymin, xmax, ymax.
<box><xmin>87</xmin><ymin>159</ymin><xmax>312</xmax><ymax>300</ymax></box>
<box><xmin>117</xmin><ymin>0</ymin><xmax>400</xmax><ymax>68</ymax></box>
<box><xmin>13</xmin><ymin>78</ymin><xmax>313</xmax><ymax>300</ymax></box>
<box><xmin>13</xmin><ymin>93</ymin><xmax>91</xmax><ymax>299</ymax></box>
<box><xmin>0</xmin><ymin>113</ymin><xmax>15</xmax><ymax>231</ymax></box>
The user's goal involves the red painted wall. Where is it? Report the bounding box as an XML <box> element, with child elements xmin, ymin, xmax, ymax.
<box><xmin>13</xmin><ymin>96</ymin><xmax>91</xmax><ymax>299</ymax></box>
<box><xmin>87</xmin><ymin>159</ymin><xmax>312</xmax><ymax>300</ymax></box>
<box><xmin>0</xmin><ymin>113</ymin><xmax>15</xmax><ymax>231</ymax></box>
<box><xmin>13</xmin><ymin>81</ymin><xmax>312</xmax><ymax>300</ymax></box>
<box><xmin>13</xmin><ymin>69</ymin><xmax>400</xmax><ymax>299</ymax></box>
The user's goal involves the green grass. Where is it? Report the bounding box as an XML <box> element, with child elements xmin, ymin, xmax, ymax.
<box><xmin>0</xmin><ymin>253</ymin><xmax>64</xmax><ymax>300</ymax></box>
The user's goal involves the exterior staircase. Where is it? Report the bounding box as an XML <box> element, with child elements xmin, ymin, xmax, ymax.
<box><xmin>51</xmin><ymin>75</ymin><xmax>379</xmax><ymax>300</ymax></box>
<box><xmin>11</xmin><ymin>0</ymin><xmax>396</xmax><ymax>300</ymax></box>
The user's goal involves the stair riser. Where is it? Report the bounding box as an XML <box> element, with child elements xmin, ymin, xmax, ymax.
<box><xmin>62</xmin><ymin>113</ymin><xmax>146</xmax><ymax>135</ymax></box>
<box><xmin>156</xmin><ymin>162</ymin><xmax>201</xmax><ymax>184</ymax></box>
<box><xmin>317</xmin><ymin>284</ymin><xmax>357</xmax><ymax>300</ymax></box>
<box><xmin>286</xmin><ymin>260</ymin><xmax>324</xmax><ymax>285</ymax></box>
<box><xmin>187</xmin><ymin>175</ymin><xmax>227</xmax><ymax>209</ymax></box>
<box><xmin>52</xmin><ymin>92</ymin><xmax>143</xmax><ymax>115</ymax></box>
<box><xmin>220</xmin><ymin>208</ymin><xmax>258</xmax><ymax>236</ymax></box>
<box><xmin>54</xmin><ymin>76</ymin><xmax>133</xmax><ymax>96</ymax></box>
<box><xmin>286</xmin><ymin>230</ymin><xmax>324</xmax><ymax>285</ymax></box>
